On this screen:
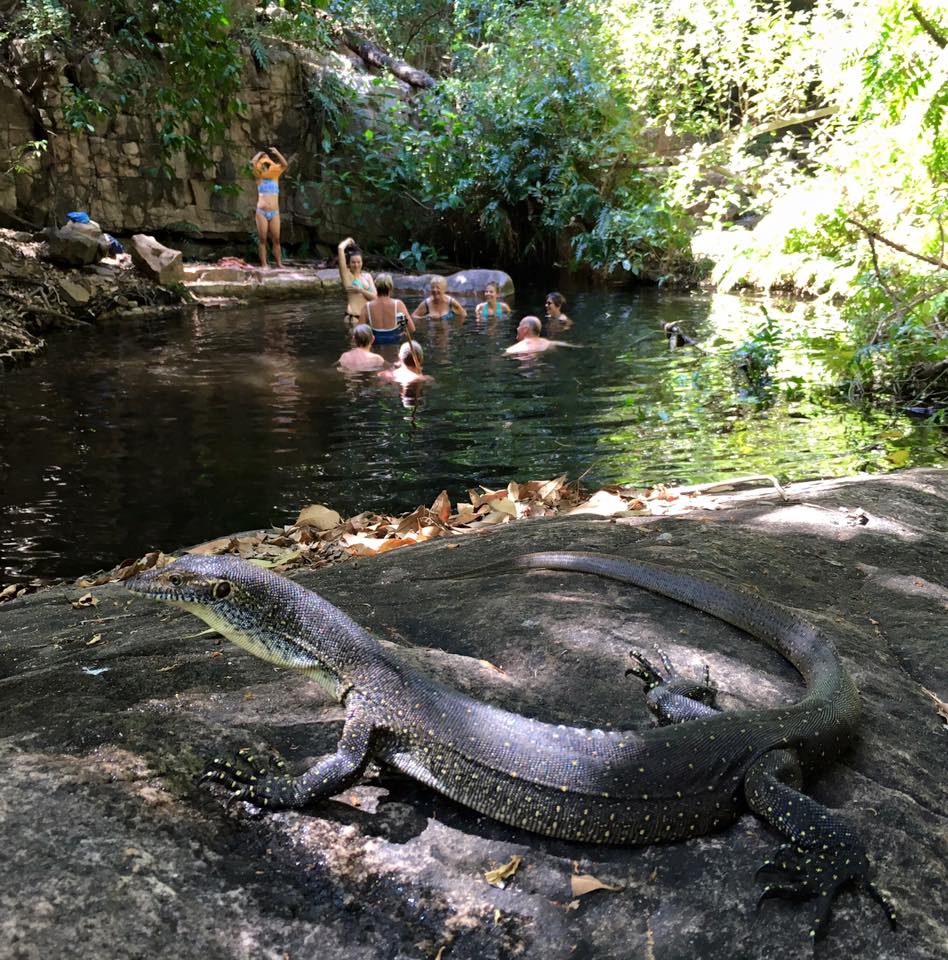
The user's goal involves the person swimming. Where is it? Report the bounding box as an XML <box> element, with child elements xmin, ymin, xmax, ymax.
<box><xmin>544</xmin><ymin>291</ymin><xmax>572</xmax><ymax>330</ymax></box>
<box><xmin>504</xmin><ymin>315</ymin><xmax>578</xmax><ymax>355</ymax></box>
<box><xmin>251</xmin><ymin>147</ymin><xmax>289</xmax><ymax>268</ymax></box>
<box><xmin>360</xmin><ymin>273</ymin><xmax>415</xmax><ymax>344</ymax></box>
<box><xmin>412</xmin><ymin>275</ymin><xmax>466</xmax><ymax>322</ymax></box>
<box><xmin>337</xmin><ymin>324</ymin><xmax>386</xmax><ymax>373</ymax></box>
<box><xmin>474</xmin><ymin>281</ymin><xmax>511</xmax><ymax>324</ymax></box>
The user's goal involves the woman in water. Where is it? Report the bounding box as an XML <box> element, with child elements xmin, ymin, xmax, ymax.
<box><xmin>251</xmin><ymin>147</ymin><xmax>289</xmax><ymax>268</ymax></box>
<box><xmin>412</xmin><ymin>275</ymin><xmax>467</xmax><ymax>322</ymax></box>
<box><xmin>338</xmin><ymin>237</ymin><xmax>377</xmax><ymax>321</ymax></box>
<box><xmin>359</xmin><ymin>273</ymin><xmax>415</xmax><ymax>344</ymax></box>
<box><xmin>544</xmin><ymin>291</ymin><xmax>572</xmax><ymax>330</ymax></box>
<box><xmin>474</xmin><ymin>280</ymin><xmax>511</xmax><ymax>325</ymax></box>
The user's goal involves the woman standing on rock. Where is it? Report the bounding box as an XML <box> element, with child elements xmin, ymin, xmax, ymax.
<box><xmin>338</xmin><ymin>237</ymin><xmax>377</xmax><ymax>321</ymax></box>
<box><xmin>251</xmin><ymin>147</ymin><xmax>290</xmax><ymax>268</ymax></box>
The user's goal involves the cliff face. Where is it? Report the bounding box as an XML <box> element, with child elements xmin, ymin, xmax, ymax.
<box><xmin>0</xmin><ymin>38</ymin><xmax>413</xmax><ymax>252</ymax></box>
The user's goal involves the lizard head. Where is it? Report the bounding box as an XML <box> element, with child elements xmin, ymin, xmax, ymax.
<box><xmin>125</xmin><ymin>555</ymin><xmax>344</xmax><ymax>685</ymax></box>
<box><xmin>124</xmin><ymin>554</ymin><xmax>248</xmax><ymax>606</ymax></box>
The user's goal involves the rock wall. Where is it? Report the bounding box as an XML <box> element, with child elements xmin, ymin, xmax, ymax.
<box><xmin>0</xmin><ymin>38</ymin><xmax>415</xmax><ymax>253</ymax></box>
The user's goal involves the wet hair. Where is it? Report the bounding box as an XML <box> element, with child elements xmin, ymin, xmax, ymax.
<box><xmin>546</xmin><ymin>291</ymin><xmax>566</xmax><ymax>310</ymax></box>
<box><xmin>485</xmin><ymin>281</ymin><xmax>499</xmax><ymax>295</ymax></box>
<box><xmin>345</xmin><ymin>245</ymin><xmax>363</xmax><ymax>264</ymax></box>
<box><xmin>520</xmin><ymin>316</ymin><xmax>542</xmax><ymax>336</ymax></box>
<box><xmin>375</xmin><ymin>273</ymin><xmax>393</xmax><ymax>295</ymax></box>
<box><xmin>399</xmin><ymin>341</ymin><xmax>424</xmax><ymax>368</ymax></box>
<box><xmin>428</xmin><ymin>275</ymin><xmax>446</xmax><ymax>292</ymax></box>
<box><xmin>352</xmin><ymin>324</ymin><xmax>374</xmax><ymax>347</ymax></box>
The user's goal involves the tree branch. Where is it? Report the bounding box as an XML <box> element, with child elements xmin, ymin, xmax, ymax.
<box><xmin>910</xmin><ymin>4</ymin><xmax>947</xmax><ymax>48</ymax></box>
<box><xmin>341</xmin><ymin>27</ymin><xmax>436</xmax><ymax>89</ymax></box>
<box><xmin>846</xmin><ymin>218</ymin><xmax>948</xmax><ymax>271</ymax></box>
<box><xmin>746</xmin><ymin>106</ymin><xmax>838</xmax><ymax>140</ymax></box>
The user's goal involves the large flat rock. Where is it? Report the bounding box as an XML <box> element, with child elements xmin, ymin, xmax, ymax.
<box><xmin>1</xmin><ymin>468</ymin><xmax>946</xmax><ymax>959</ymax></box>
<box><xmin>181</xmin><ymin>265</ymin><xmax>514</xmax><ymax>301</ymax></box>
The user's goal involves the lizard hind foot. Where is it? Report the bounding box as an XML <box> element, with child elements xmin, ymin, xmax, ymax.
<box><xmin>755</xmin><ymin>839</ymin><xmax>897</xmax><ymax>942</ymax></box>
<box><xmin>626</xmin><ymin>648</ymin><xmax>718</xmax><ymax>725</ymax></box>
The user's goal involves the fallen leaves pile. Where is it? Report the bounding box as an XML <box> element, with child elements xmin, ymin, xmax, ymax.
<box><xmin>0</xmin><ymin>474</ymin><xmax>786</xmax><ymax>601</ymax></box>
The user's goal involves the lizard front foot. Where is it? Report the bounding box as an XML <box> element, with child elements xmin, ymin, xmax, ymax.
<box><xmin>200</xmin><ymin>746</ymin><xmax>302</xmax><ymax>809</ymax></box>
<box><xmin>756</xmin><ymin>839</ymin><xmax>897</xmax><ymax>942</ymax></box>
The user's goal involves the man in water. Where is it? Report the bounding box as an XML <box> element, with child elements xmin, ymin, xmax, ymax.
<box><xmin>504</xmin><ymin>316</ymin><xmax>576</xmax><ymax>355</ymax></box>
<box><xmin>337</xmin><ymin>324</ymin><xmax>385</xmax><ymax>372</ymax></box>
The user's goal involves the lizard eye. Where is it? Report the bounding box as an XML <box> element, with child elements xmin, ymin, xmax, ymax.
<box><xmin>169</xmin><ymin>574</ymin><xmax>182</xmax><ymax>586</ymax></box>
<box><xmin>214</xmin><ymin>581</ymin><xmax>232</xmax><ymax>600</ymax></box>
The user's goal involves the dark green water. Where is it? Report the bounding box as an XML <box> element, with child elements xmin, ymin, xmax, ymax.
<box><xmin>0</xmin><ymin>286</ymin><xmax>944</xmax><ymax>583</ymax></box>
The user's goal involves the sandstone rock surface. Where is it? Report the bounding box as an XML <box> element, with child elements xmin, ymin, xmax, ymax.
<box><xmin>46</xmin><ymin>221</ymin><xmax>103</xmax><ymax>266</ymax></box>
<box><xmin>130</xmin><ymin>234</ymin><xmax>184</xmax><ymax>284</ymax></box>
<box><xmin>1</xmin><ymin>469</ymin><xmax>945</xmax><ymax>959</ymax></box>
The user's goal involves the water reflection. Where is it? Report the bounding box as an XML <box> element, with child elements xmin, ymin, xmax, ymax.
<box><xmin>0</xmin><ymin>288</ymin><xmax>945</xmax><ymax>583</ymax></box>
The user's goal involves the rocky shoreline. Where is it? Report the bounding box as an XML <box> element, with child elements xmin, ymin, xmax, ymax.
<box><xmin>0</xmin><ymin>226</ymin><xmax>513</xmax><ymax>367</ymax></box>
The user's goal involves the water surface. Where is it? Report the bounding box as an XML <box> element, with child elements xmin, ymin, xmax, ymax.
<box><xmin>0</xmin><ymin>286</ymin><xmax>944</xmax><ymax>583</ymax></box>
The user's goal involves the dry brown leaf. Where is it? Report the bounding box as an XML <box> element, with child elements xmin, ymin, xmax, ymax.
<box><xmin>86</xmin><ymin>634</ymin><xmax>103</xmax><ymax>645</ymax></box>
<box><xmin>567</xmin><ymin>490</ymin><xmax>630</xmax><ymax>517</ymax></box>
<box><xmin>564</xmin><ymin>899</ymin><xmax>581</xmax><ymax>912</ymax></box>
<box><xmin>71</xmin><ymin>593</ymin><xmax>99</xmax><ymax>610</ymax></box>
<box><xmin>189</xmin><ymin>535</ymin><xmax>238</xmax><ymax>556</ymax></box>
<box><xmin>484</xmin><ymin>854</ymin><xmax>522</xmax><ymax>888</ymax></box>
<box><xmin>478</xmin><ymin>659</ymin><xmax>505</xmax><ymax>674</ymax></box>
<box><xmin>490</xmin><ymin>497</ymin><xmax>517</xmax><ymax>517</ymax></box>
<box><xmin>922</xmin><ymin>687</ymin><xmax>948</xmax><ymax>724</ymax></box>
<box><xmin>430</xmin><ymin>490</ymin><xmax>452</xmax><ymax>522</ymax></box>
<box><xmin>570</xmin><ymin>873</ymin><xmax>625</xmax><ymax>897</ymax></box>
<box><xmin>469</xmin><ymin>488</ymin><xmax>511</xmax><ymax>509</ymax></box>
<box><xmin>376</xmin><ymin>537</ymin><xmax>418</xmax><ymax>554</ymax></box>
<box><xmin>295</xmin><ymin>504</ymin><xmax>342</xmax><ymax>530</ymax></box>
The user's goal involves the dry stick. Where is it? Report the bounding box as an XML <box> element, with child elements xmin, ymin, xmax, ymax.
<box><xmin>402</xmin><ymin>318</ymin><xmax>422</xmax><ymax>372</ymax></box>
<box><xmin>0</xmin><ymin>289</ymin><xmax>90</xmax><ymax>325</ymax></box>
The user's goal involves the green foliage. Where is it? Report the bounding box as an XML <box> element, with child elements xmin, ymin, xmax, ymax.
<box><xmin>734</xmin><ymin>307</ymin><xmax>783</xmax><ymax>395</ymax></box>
<box><xmin>0</xmin><ymin>0</ymin><xmax>72</xmax><ymax>51</ymax></box>
<box><xmin>3</xmin><ymin>139</ymin><xmax>48</xmax><ymax>179</ymax></box>
<box><xmin>388</xmin><ymin>239</ymin><xmax>439</xmax><ymax>272</ymax></box>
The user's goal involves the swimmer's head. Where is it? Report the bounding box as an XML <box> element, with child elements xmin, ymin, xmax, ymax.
<box><xmin>346</xmin><ymin>245</ymin><xmax>363</xmax><ymax>269</ymax></box>
<box><xmin>518</xmin><ymin>316</ymin><xmax>541</xmax><ymax>337</ymax></box>
<box><xmin>399</xmin><ymin>341</ymin><xmax>424</xmax><ymax>369</ymax></box>
<box><xmin>545</xmin><ymin>292</ymin><xmax>566</xmax><ymax>311</ymax></box>
<box><xmin>428</xmin><ymin>275</ymin><xmax>446</xmax><ymax>295</ymax></box>
<box><xmin>485</xmin><ymin>281</ymin><xmax>499</xmax><ymax>297</ymax></box>
<box><xmin>352</xmin><ymin>324</ymin><xmax>374</xmax><ymax>347</ymax></box>
<box><xmin>375</xmin><ymin>273</ymin><xmax>393</xmax><ymax>295</ymax></box>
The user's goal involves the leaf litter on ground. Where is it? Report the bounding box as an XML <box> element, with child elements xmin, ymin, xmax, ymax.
<box><xmin>0</xmin><ymin>473</ymin><xmax>787</xmax><ymax>601</ymax></box>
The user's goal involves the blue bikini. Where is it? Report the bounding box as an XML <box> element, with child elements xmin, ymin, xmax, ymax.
<box><xmin>366</xmin><ymin>302</ymin><xmax>406</xmax><ymax>343</ymax></box>
<box><xmin>256</xmin><ymin>178</ymin><xmax>279</xmax><ymax>220</ymax></box>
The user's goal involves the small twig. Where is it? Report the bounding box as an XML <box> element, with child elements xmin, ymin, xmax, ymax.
<box><xmin>872</xmin><ymin>281</ymin><xmax>948</xmax><ymax>343</ymax></box>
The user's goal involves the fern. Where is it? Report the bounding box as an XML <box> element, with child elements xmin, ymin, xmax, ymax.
<box><xmin>248</xmin><ymin>33</ymin><xmax>270</xmax><ymax>71</ymax></box>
